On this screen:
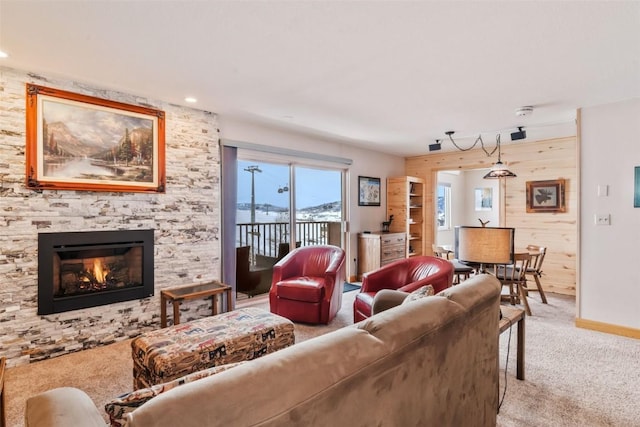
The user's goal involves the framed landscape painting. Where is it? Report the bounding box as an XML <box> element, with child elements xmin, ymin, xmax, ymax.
<box><xmin>358</xmin><ymin>176</ymin><xmax>381</xmax><ymax>206</ymax></box>
<box><xmin>526</xmin><ymin>179</ymin><xmax>566</xmax><ymax>213</ymax></box>
<box><xmin>25</xmin><ymin>84</ymin><xmax>166</xmax><ymax>193</ymax></box>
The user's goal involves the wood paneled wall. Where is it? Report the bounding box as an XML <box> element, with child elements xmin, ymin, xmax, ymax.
<box><xmin>405</xmin><ymin>136</ymin><xmax>577</xmax><ymax>296</ymax></box>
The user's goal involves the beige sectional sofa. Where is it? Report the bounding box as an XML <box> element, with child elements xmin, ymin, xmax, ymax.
<box><xmin>25</xmin><ymin>274</ymin><xmax>501</xmax><ymax>427</ymax></box>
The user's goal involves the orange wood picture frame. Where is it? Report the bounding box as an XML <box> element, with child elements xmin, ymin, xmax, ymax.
<box><xmin>25</xmin><ymin>84</ymin><xmax>166</xmax><ymax>193</ymax></box>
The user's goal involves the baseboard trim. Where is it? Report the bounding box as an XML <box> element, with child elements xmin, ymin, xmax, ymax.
<box><xmin>575</xmin><ymin>318</ymin><xmax>640</xmax><ymax>339</ymax></box>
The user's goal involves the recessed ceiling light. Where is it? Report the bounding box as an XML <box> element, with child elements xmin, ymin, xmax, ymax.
<box><xmin>184</xmin><ymin>97</ymin><xmax>197</xmax><ymax>103</ymax></box>
<box><xmin>0</xmin><ymin>50</ymin><xmax>8</xmax><ymax>59</ymax></box>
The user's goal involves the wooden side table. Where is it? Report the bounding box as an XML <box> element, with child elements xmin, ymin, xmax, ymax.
<box><xmin>160</xmin><ymin>281</ymin><xmax>233</xmax><ymax>328</ymax></box>
<box><xmin>499</xmin><ymin>306</ymin><xmax>525</xmax><ymax>380</ymax></box>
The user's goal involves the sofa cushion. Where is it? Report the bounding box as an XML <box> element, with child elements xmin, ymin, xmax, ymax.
<box><xmin>370</xmin><ymin>289</ymin><xmax>409</xmax><ymax>315</ymax></box>
<box><xmin>105</xmin><ymin>362</ymin><xmax>244</xmax><ymax>426</ymax></box>
<box><xmin>401</xmin><ymin>285</ymin><xmax>434</xmax><ymax>305</ymax></box>
<box><xmin>275</xmin><ymin>277</ymin><xmax>324</xmax><ymax>302</ymax></box>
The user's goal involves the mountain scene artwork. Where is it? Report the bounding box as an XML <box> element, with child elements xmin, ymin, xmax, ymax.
<box><xmin>25</xmin><ymin>83</ymin><xmax>165</xmax><ymax>193</ymax></box>
<box><xmin>41</xmin><ymin>99</ymin><xmax>155</xmax><ymax>183</ymax></box>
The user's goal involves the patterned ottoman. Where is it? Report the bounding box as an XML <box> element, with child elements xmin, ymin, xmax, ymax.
<box><xmin>131</xmin><ymin>307</ymin><xmax>295</xmax><ymax>389</ymax></box>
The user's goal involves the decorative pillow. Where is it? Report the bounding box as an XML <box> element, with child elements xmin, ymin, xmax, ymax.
<box><xmin>105</xmin><ymin>361</ymin><xmax>244</xmax><ymax>427</ymax></box>
<box><xmin>401</xmin><ymin>285</ymin><xmax>435</xmax><ymax>305</ymax></box>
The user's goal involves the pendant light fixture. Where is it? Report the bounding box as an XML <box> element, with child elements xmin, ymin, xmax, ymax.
<box><xmin>437</xmin><ymin>130</ymin><xmax>517</xmax><ymax>178</ymax></box>
<box><xmin>483</xmin><ymin>134</ymin><xmax>516</xmax><ymax>179</ymax></box>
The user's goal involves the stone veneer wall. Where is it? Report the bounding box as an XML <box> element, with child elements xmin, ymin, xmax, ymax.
<box><xmin>0</xmin><ymin>66</ymin><xmax>221</xmax><ymax>366</ymax></box>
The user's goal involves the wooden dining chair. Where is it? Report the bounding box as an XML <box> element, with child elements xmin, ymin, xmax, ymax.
<box><xmin>431</xmin><ymin>244</ymin><xmax>452</xmax><ymax>260</ymax></box>
<box><xmin>432</xmin><ymin>244</ymin><xmax>474</xmax><ymax>284</ymax></box>
<box><xmin>494</xmin><ymin>253</ymin><xmax>532</xmax><ymax>315</ymax></box>
<box><xmin>524</xmin><ymin>245</ymin><xmax>548</xmax><ymax>304</ymax></box>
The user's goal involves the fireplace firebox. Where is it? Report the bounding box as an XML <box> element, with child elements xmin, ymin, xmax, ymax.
<box><xmin>38</xmin><ymin>229</ymin><xmax>154</xmax><ymax>315</ymax></box>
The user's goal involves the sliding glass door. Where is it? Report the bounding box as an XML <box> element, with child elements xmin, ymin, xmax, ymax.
<box><xmin>237</xmin><ymin>161</ymin><xmax>292</xmax><ymax>261</ymax></box>
<box><xmin>293</xmin><ymin>166</ymin><xmax>343</xmax><ymax>249</ymax></box>
<box><xmin>235</xmin><ymin>158</ymin><xmax>345</xmax><ymax>298</ymax></box>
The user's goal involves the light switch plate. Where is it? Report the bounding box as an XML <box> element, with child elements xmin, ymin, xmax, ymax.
<box><xmin>597</xmin><ymin>185</ymin><xmax>609</xmax><ymax>197</ymax></box>
<box><xmin>595</xmin><ymin>214</ymin><xmax>611</xmax><ymax>225</ymax></box>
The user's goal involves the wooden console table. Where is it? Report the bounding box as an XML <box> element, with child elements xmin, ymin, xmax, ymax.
<box><xmin>160</xmin><ymin>281</ymin><xmax>233</xmax><ymax>328</ymax></box>
<box><xmin>499</xmin><ymin>306</ymin><xmax>525</xmax><ymax>380</ymax></box>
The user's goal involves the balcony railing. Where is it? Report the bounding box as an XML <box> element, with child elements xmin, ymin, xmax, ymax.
<box><xmin>237</xmin><ymin>221</ymin><xmax>341</xmax><ymax>259</ymax></box>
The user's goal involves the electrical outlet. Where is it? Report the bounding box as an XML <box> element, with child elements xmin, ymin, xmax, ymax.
<box><xmin>594</xmin><ymin>214</ymin><xmax>611</xmax><ymax>226</ymax></box>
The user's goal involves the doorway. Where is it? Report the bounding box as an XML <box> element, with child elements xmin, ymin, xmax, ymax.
<box><xmin>434</xmin><ymin>169</ymin><xmax>501</xmax><ymax>249</ymax></box>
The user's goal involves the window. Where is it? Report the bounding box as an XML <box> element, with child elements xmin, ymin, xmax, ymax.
<box><xmin>437</xmin><ymin>183</ymin><xmax>451</xmax><ymax>230</ymax></box>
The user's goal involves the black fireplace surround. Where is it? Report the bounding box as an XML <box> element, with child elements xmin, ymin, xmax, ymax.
<box><xmin>38</xmin><ymin>229</ymin><xmax>154</xmax><ymax>315</ymax></box>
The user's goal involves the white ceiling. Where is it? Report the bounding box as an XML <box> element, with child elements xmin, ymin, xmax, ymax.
<box><xmin>1</xmin><ymin>1</ymin><xmax>639</xmax><ymax>157</ymax></box>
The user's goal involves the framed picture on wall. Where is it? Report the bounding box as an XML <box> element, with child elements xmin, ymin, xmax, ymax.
<box><xmin>25</xmin><ymin>83</ymin><xmax>166</xmax><ymax>193</ymax></box>
<box><xmin>526</xmin><ymin>179</ymin><xmax>566</xmax><ymax>213</ymax></box>
<box><xmin>474</xmin><ymin>187</ymin><xmax>493</xmax><ymax>211</ymax></box>
<box><xmin>358</xmin><ymin>176</ymin><xmax>381</xmax><ymax>206</ymax></box>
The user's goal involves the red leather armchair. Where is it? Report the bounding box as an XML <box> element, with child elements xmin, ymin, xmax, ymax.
<box><xmin>353</xmin><ymin>255</ymin><xmax>454</xmax><ymax>322</ymax></box>
<box><xmin>269</xmin><ymin>245</ymin><xmax>346</xmax><ymax>324</ymax></box>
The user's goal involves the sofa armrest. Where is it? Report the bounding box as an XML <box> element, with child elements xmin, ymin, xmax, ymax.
<box><xmin>371</xmin><ymin>289</ymin><xmax>409</xmax><ymax>315</ymax></box>
<box><xmin>25</xmin><ymin>387</ymin><xmax>106</xmax><ymax>427</ymax></box>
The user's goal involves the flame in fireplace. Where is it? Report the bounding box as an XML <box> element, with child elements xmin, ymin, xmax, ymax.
<box><xmin>93</xmin><ymin>259</ymin><xmax>108</xmax><ymax>283</ymax></box>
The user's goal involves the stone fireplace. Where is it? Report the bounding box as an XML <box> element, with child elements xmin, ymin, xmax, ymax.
<box><xmin>0</xmin><ymin>66</ymin><xmax>220</xmax><ymax>365</ymax></box>
<box><xmin>38</xmin><ymin>229</ymin><xmax>155</xmax><ymax>315</ymax></box>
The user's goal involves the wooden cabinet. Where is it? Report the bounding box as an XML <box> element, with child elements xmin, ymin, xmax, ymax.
<box><xmin>357</xmin><ymin>232</ymin><xmax>406</xmax><ymax>280</ymax></box>
<box><xmin>386</xmin><ymin>176</ymin><xmax>426</xmax><ymax>258</ymax></box>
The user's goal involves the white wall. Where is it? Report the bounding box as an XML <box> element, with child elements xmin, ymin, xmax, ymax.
<box><xmin>464</xmin><ymin>169</ymin><xmax>500</xmax><ymax>227</ymax></box>
<box><xmin>580</xmin><ymin>97</ymin><xmax>640</xmax><ymax>329</ymax></box>
<box><xmin>219</xmin><ymin>116</ymin><xmax>405</xmax><ymax>279</ymax></box>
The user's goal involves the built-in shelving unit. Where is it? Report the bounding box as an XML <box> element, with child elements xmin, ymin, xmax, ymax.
<box><xmin>386</xmin><ymin>176</ymin><xmax>426</xmax><ymax>258</ymax></box>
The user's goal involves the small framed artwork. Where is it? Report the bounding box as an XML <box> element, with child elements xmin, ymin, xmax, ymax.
<box><xmin>474</xmin><ymin>187</ymin><xmax>493</xmax><ymax>211</ymax></box>
<box><xmin>25</xmin><ymin>84</ymin><xmax>166</xmax><ymax>193</ymax></box>
<box><xmin>358</xmin><ymin>176</ymin><xmax>381</xmax><ymax>206</ymax></box>
<box><xmin>526</xmin><ymin>179</ymin><xmax>566</xmax><ymax>213</ymax></box>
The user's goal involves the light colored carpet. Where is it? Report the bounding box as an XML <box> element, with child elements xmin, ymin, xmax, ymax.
<box><xmin>5</xmin><ymin>291</ymin><xmax>639</xmax><ymax>426</ymax></box>
<box><xmin>497</xmin><ymin>294</ymin><xmax>640</xmax><ymax>427</ymax></box>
